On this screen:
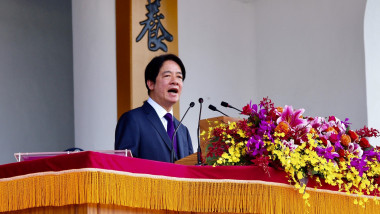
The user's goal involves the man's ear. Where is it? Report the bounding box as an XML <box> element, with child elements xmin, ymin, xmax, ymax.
<box><xmin>147</xmin><ymin>80</ymin><xmax>155</xmax><ymax>91</ymax></box>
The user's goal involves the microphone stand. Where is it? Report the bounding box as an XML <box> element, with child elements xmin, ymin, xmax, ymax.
<box><xmin>170</xmin><ymin>102</ymin><xmax>195</xmax><ymax>163</ymax></box>
<box><xmin>196</xmin><ymin>98</ymin><xmax>203</xmax><ymax>165</ymax></box>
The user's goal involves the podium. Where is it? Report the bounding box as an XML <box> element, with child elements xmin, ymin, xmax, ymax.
<box><xmin>176</xmin><ymin>116</ymin><xmax>240</xmax><ymax>165</ymax></box>
<box><xmin>1</xmin><ymin>151</ymin><xmax>378</xmax><ymax>214</ymax></box>
<box><xmin>2</xmin><ymin>119</ymin><xmax>379</xmax><ymax>213</ymax></box>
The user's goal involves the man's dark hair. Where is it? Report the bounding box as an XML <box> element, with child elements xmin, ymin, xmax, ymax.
<box><xmin>145</xmin><ymin>54</ymin><xmax>186</xmax><ymax>94</ymax></box>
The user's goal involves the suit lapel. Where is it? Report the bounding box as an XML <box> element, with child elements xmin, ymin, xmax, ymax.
<box><xmin>142</xmin><ymin>102</ymin><xmax>173</xmax><ymax>152</ymax></box>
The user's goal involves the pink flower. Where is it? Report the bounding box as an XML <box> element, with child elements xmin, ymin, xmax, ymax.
<box><xmin>348</xmin><ymin>143</ymin><xmax>363</xmax><ymax>158</ymax></box>
<box><xmin>328</xmin><ymin>116</ymin><xmax>336</xmax><ymax>122</ymax></box>
<box><xmin>329</xmin><ymin>133</ymin><xmax>339</xmax><ymax>143</ymax></box>
<box><xmin>276</xmin><ymin>105</ymin><xmax>307</xmax><ymax>130</ymax></box>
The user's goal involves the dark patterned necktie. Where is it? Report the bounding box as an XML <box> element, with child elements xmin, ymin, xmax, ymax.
<box><xmin>164</xmin><ymin>113</ymin><xmax>177</xmax><ymax>155</ymax></box>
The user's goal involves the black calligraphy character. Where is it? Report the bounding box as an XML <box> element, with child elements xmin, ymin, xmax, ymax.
<box><xmin>136</xmin><ymin>0</ymin><xmax>173</xmax><ymax>52</ymax></box>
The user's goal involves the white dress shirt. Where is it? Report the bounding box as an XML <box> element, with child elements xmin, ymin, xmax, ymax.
<box><xmin>147</xmin><ymin>97</ymin><xmax>173</xmax><ymax>131</ymax></box>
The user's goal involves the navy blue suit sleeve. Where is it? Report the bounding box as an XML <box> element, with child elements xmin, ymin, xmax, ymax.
<box><xmin>115</xmin><ymin>112</ymin><xmax>140</xmax><ymax>158</ymax></box>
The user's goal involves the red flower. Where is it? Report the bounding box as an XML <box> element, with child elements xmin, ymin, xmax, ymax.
<box><xmin>348</xmin><ymin>130</ymin><xmax>359</xmax><ymax>142</ymax></box>
<box><xmin>320</xmin><ymin>137</ymin><xmax>328</xmax><ymax>146</ymax></box>
<box><xmin>338</xmin><ymin>149</ymin><xmax>345</xmax><ymax>157</ymax></box>
<box><xmin>333</xmin><ymin>126</ymin><xmax>340</xmax><ymax>134</ymax></box>
<box><xmin>359</xmin><ymin>138</ymin><xmax>371</xmax><ymax>148</ymax></box>
<box><xmin>356</xmin><ymin>126</ymin><xmax>380</xmax><ymax>138</ymax></box>
<box><xmin>242</xmin><ymin>104</ymin><xmax>253</xmax><ymax>115</ymax></box>
<box><xmin>374</xmin><ymin>176</ymin><xmax>380</xmax><ymax>185</ymax></box>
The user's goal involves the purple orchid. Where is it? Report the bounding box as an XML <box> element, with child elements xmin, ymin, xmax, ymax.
<box><xmin>257</xmin><ymin>120</ymin><xmax>276</xmax><ymax>138</ymax></box>
<box><xmin>334</xmin><ymin>142</ymin><xmax>344</xmax><ymax>151</ymax></box>
<box><xmin>247</xmin><ymin>135</ymin><xmax>267</xmax><ymax>157</ymax></box>
<box><xmin>315</xmin><ymin>146</ymin><xmax>339</xmax><ymax>161</ymax></box>
<box><xmin>341</xmin><ymin>118</ymin><xmax>351</xmax><ymax>127</ymax></box>
<box><xmin>363</xmin><ymin>149</ymin><xmax>380</xmax><ymax>162</ymax></box>
<box><xmin>349</xmin><ymin>157</ymin><xmax>369</xmax><ymax>177</ymax></box>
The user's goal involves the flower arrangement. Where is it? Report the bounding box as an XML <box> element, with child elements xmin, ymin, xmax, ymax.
<box><xmin>204</xmin><ymin>97</ymin><xmax>380</xmax><ymax>206</ymax></box>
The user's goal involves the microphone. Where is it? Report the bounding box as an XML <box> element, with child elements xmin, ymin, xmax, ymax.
<box><xmin>170</xmin><ymin>101</ymin><xmax>195</xmax><ymax>163</ymax></box>
<box><xmin>221</xmin><ymin>101</ymin><xmax>242</xmax><ymax>113</ymax></box>
<box><xmin>208</xmin><ymin>104</ymin><xmax>229</xmax><ymax>117</ymax></box>
<box><xmin>197</xmin><ymin>98</ymin><xmax>203</xmax><ymax>165</ymax></box>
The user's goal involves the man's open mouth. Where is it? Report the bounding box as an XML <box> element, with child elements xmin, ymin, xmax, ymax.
<box><xmin>168</xmin><ymin>88</ymin><xmax>178</xmax><ymax>94</ymax></box>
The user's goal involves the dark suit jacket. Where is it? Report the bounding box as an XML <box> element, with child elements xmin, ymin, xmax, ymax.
<box><xmin>115</xmin><ymin>101</ymin><xmax>193</xmax><ymax>162</ymax></box>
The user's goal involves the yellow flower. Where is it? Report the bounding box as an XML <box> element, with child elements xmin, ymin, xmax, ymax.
<box><xmin>237</xmin><ymin>129</ymin><xmax>246</xmax><ymax>138</ymax></box>
<box><xmin>354</xmin><ymin>199</ymin><xmax>358</xmax><ymax>205</ymax></box>
<box><xmin>297</xmin><ymin>171</ymin><xmax>304</xmax><ymax>179</ymax></box>
<box><xmin>230</xmin><ymin>139</ymin><xmax>235</xmax><ymax>145</ymax></box>
<box><xmin>274</xmin><ymin>132</ymin><xmax>285</xmax><ymax>138</ymax></box>
<box><xmin>267</xmin><ymin>144</ymin><xmax>275</xmax><ymax>152</ymax></box>
<box><xmin>216</xmin><ymin>158</ymin><xmax>224</xmax><ymax>165</ymax></box>
<box><xmin>303</xmin><ymin>192</ymin><xmax>310</xmax><ymax>200</ymax></box>
<box><xmin>228</xmin><ymin>122</ymin><xmax>236</xmax><ymax>130</ymax></box>
<box><xmin>221</xmin><ymin>152</ymin><xmax>229</xmax><ymax>159</ymax></box>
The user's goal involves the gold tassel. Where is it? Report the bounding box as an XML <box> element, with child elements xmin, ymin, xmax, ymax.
<box><xmin>0</xmin><ymin>169</ymin><xmax>378</xmax><ymax>213</ymax></box>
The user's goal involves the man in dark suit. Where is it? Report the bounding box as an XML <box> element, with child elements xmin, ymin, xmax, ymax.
<box><xmin>115</xmin><ymin>54</ymin><xmax>193</xmax><ymax>162</ymax></box>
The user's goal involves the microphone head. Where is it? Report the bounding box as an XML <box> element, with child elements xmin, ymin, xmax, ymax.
<box><xmin>208</xmin><ymin>105</ymin><xmax>217</xmax><ymax>111</ymax></box>
<box><xmin>190</xmin><ymin>102</ymin><xmax>195</xmax><ymax>107</ymax></box>
<box><xmin>198</xmin><ymin>98</ymin><xmax>204</xmax><ymax>103</ymax></box>
<box><xmin>221</xmin><ymin>101</ymin><xmax>229</xmax><ymax>107</ymax></box>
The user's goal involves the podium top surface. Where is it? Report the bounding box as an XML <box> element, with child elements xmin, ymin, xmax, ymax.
<box><xmin>14</xmin><ymin>150</ymin><xmax>132</xmax><ymax>162</ymax></box>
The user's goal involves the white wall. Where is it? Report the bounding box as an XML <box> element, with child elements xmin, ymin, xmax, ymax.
<box><xmin>72</xmin><ymin>0</ymin><xmax>117</xmax><ymax>150</ymax></box>
<box><xmin>364</xmin><ymin>0</ymin><xmax>380</xmax><ymax>146</ymax></box>
<box><xmin>0</xmin><ymin>0</ymin><xmax>74</xmax><ymax>165</ymax></box>
<box><xmin>178</xmin><ymin>0</ymin><xmax>257</xmax><ymax>149</ymax></box>
<box><xmin>254</xmin><ymin>0</ymin><xmax>367</xmax><ymax>129</ymax></box>
<box><xmin>179</xmin><ymin>0</ymin><xmax>370</xmax><ymax>151</ymax></box>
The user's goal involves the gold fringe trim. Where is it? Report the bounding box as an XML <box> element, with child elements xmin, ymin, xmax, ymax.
<box><xmin>1</xmin><ymin>169</ymin><xmax>379</xmax><ymax>213</ymax></box>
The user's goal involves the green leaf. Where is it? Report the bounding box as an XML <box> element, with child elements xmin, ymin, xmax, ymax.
<box><xmin>209</xmin><ymin>136</ymin><xmax>220</xmax><ymax>143</ymax></box>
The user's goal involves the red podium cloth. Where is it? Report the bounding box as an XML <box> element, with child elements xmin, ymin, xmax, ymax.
<box><xmin>0</xmin><ymin>151</ymin><xmax>287</xmax><ymax>181</ymax></box>
<box><xmin>0</xmin><ymin>151</ymin><xmax>376</xmax><ymax>214</ymax></box>
<box><xmin>0</xmin><ymin>151</ymin><xmax>337</xmax><ymax>191</ymax></box>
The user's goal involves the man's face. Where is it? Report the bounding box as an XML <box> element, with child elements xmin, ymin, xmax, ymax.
<box><xmin>147</xmin><ymin>60</ymin><xmax>183</xmax><ymax>112</ymax></box>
